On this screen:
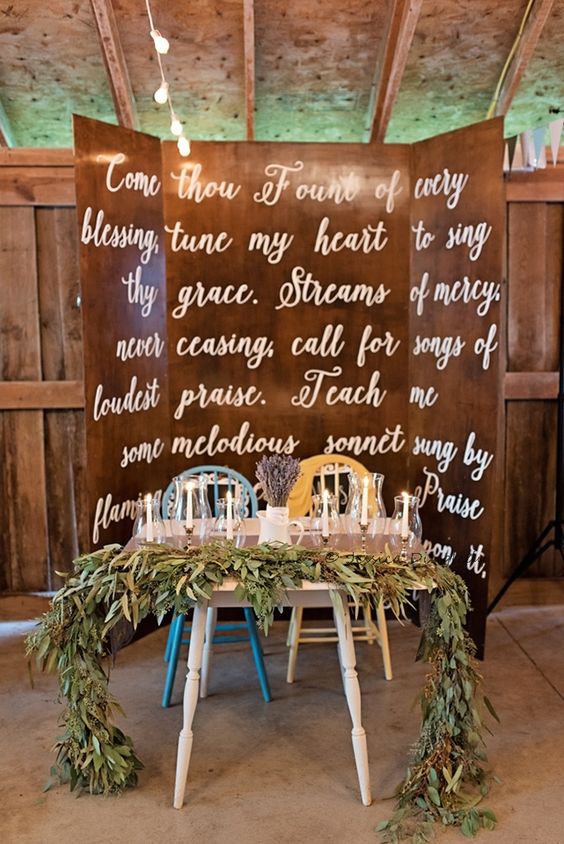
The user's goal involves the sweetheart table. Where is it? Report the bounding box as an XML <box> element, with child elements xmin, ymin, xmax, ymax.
<box><xmin>129</xmin><ymin>523</ymin><xmax>376</xmax><ymax>809</ymax></box>
<box><xmin>27</xmin><ymin>529</ymin><xmax>494</xmax><ymax>841</ymax></box>
<box><xmin>173</xmin><ymin>576</ymin><xmax>372</xmax><ymax>809</ymax></box>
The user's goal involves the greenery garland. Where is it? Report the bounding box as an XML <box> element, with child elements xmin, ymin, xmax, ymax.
<box><xmin>26</xmin><ymin>542</ymin><xmax>497</xmax><ymax>840</ymax></box>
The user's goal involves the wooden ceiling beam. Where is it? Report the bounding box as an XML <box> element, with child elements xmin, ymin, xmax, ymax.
<box><xmin>0</xmin><ymin>99</ymin><xmax>15</xmax><ymax>147</ymax></box>
<box><xmin>0</xmin><ymin>149</ymin><xmax>74</xmax><ymax>167</ymax></box>
<box><xmin>366</xmin><ymin>0</ymin><xmax>422</xmax><ymax>144</ymax></box>
<box><xmin>89</xmin><ymin>0</ymin><xmax>139</xmax><ymax>130</ymax></box>
<box><xmin>243</xmin><ymin>0</ymin><xmax>256</xmax><ymax>141</ymax></box>
<box><xmin>493</xmin><ymin>0</ymin><xmax>556</xmax><ymax>117</ymax></box>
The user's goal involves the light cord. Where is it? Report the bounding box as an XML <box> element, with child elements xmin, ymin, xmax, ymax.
<box><xmin>144</xmin><ymin>0</ymin><xmax>190</xmax><ymax>156</ymax></box>
<box><xmin>486</xmin><ymin>0</ymin><xmax>536</xmax><ymax>120</ymax></box>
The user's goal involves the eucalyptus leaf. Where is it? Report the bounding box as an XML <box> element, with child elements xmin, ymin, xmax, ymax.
<box><xmin>175</xmin><ymin>575</ymin><xmax>188</xmax><ymax>595</ymax></box>
<box><xmin>427</xmin><ymin>785</ymin><xmax>441</xmax><ymax>806</ymax></box>
<box><xmin>483</xmin><ymin>696</ymin><xmax>500</xmax><ymax>723</ymax></box>
<box><xmin>281</xmin><ymin>574</ymin><xmax>296</xmax><ymax>589</ymax></box>
<box><xmin>25</xmin><ymin>540</ymin><xmax>497</xmax><ymax>840</ymax></box>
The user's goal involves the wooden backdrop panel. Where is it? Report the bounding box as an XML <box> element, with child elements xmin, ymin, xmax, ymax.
<box><xmin>0</xmin><ymin>206</ymin><xmax>49</xmax><ymax>590</ymax></box>
<box><xmin>409</xmin><ymin>119</ymin><xmax>505</xmax><ymax>653</ymax></box>
<box><xmin>74</xmin><ymin>116</ymin><xmax>170</xmax><ymax>548</ymax></box>
<box><xmin>162</xmin><ymin>141</ymin><xmax>411</xmax><ymax>505</ymax></box>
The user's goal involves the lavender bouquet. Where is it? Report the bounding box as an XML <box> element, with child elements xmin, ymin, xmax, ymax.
<box><xmin>256</xmin><ymin>454</ymin><xmax>301</xmax><ymax>507</ymax></box>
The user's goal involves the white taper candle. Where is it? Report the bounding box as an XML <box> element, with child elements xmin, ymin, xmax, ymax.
<box><xmin>360</xmin><ymin>476</ymin><xmax>369</xmax><ymax>526</ymax></box>
<box><xmin>146</xmin><ymin>493</ymin><xmax>154</xmax><ymax>541</ymax></box>
<box><xmin>186</xmin><ymin>481</ymin><xmax>194</xmax><ymax>529</ymax></box>
<box><xmin>321</xmin><ymin>489</ymin><xmax>330</xmax><ymax>538</ymax></box>
<box><xmin>401</xmin><ymin>491</ymin><xmax>409</xmax><ymax>538</ymax></box>
<box><xmin>226</xmin><ymin>491</ymin><xmax>233</xmax><ymax>540</ymax></box>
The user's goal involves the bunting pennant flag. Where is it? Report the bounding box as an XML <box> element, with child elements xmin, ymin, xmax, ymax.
<box><xmin>532</xmin><ymin>127</ymin><xmax>546</xmax><ymax>167</ymax></box>
<box><xmin>503</xmin><ymin>142</ymin><xmax>510</xmax><ymax>172</ymax></box>
<box><xmin>520</xmin><ymin>129</ymin><xmax>534</xmax><ymax>168</ymax></box>
<box><xmin>549</xmin><ymin>117</ymin><xmax>563</xmax><ymax>166</ymax></box>
<box><xmin>505</xmin><ymin>115</ymin><xmax>562</xmax><ymax>173</ymax></box>
<box><xmin>506</xmin><ymin>135</ymin><xmax>517</xmax><ymax>169</ymax></box>
<box><xmin>532</xmin><ymin>126</ymin><xmax>546</xmax><ymax>167</ymax></box>
<box><xmin>511</xmin><ymin>135</ymin><xmax>524</xmax><ymax>170</ymax></box>
<box><xmin>538</xmin><ymin>144</ymin><xmax>547</xmax><ymax>169</ymax></box>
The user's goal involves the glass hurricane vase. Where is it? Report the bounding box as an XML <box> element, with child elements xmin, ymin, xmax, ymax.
<box><xmin>132</xmin><ymin>495</ymin><xmax>166</xmax><ymax>543</ymax></box>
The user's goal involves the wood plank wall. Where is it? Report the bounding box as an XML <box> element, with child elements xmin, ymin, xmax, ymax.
<box><xmin>504</xmin><ymin>202</ymin><xmax>564</xmax><ymax>584</ymax></box>
<box><xmin>0</xmin><ymin>151</ymin><xmax>563</xmax><ymax>605</ymax></box>
<box><xmin>0</xmin><ymin>201</ymin><xmax>88</xmax><ymax>592</ymax></box>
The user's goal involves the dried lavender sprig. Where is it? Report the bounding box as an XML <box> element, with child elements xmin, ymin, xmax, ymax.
<box><xmin>256</xmin><ymin>454</ymin><xmax>301</xmax><ymax>507</ymax></box>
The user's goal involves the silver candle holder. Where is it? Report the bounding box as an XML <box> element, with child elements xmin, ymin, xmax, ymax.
<box><xmin>399</xmin><ymin>535</ymin><xmax>409</xmax><ymax>563</ymax></box>
<box><xmin>359</xmin><ymin>523</ymin><xmax>368</xmax><ymax>553</ymax></box>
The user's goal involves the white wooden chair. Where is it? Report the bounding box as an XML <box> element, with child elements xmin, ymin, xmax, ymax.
<box><xmin>286</xmin><ymin>454</ymin><xmax>393</xmax><ymax>683</ymax></box>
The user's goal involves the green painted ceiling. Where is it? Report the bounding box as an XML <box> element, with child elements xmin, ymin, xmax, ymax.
<box><xmin>0</xmin><ymin>0</ymin><xmax>562</xmax><ymax>149</ymax></box>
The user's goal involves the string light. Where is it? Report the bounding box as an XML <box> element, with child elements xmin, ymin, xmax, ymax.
<box><xmin>154</xmin><ymin>81</ymin><xmax>168</xmax><ymax>105</ymax></box>
<box><xmin>170</xmin><ymin>114</ymin><xmax>183</xmax><ymax>136</ymax></box>
<box><xmin>145</xmin><ymin>0</ymin><xmax>190</xmax><ymax>156</ymax></box>
<box><xmin>177</xmin><ymin>134</ymin><xmax>191</xmax><ymax>157</ymax></box>
<box><xmin>177</xmin><ymin>140</ymin><xmax>190</xmax><ymax>157</ymax></box>
<box><xmin>150</xmin><ymin>29</ymin><xmax>169</xmax><ymax>54</ymax></box>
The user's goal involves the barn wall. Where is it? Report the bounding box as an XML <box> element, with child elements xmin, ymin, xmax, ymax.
<box><xmin>0</xmin><ymin>199</ymin><xmax>88</xmax><ymax>591</ymax></box>
<box><xmin>0</xmin><ymin>150</ymin><xmax>563</xmax><ymax>605</ymax></box>
<box><xmin>502</xmin><ymin>201</ymin><xmax>564</xmax><ymax>592</ymax></box>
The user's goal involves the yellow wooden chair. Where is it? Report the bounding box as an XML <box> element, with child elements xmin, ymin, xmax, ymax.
<box><xmin>286</xmin><ymin>454</ymin><xmax>393</xmax><ymax>683</ymax></box>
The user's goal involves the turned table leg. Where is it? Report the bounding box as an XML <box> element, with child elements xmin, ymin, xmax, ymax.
<box><xmin>173</xmin><ymin>600</ymin><xmax>208</xmax><ymax>809</ymax></box>
<box><xmin>200</xmin><ymin>607</ymin><xmax>218</xmax><ymax>699</ymax></box>
<box><xmin>286</xmin><ymin>605</ymin><xmax>303</xmax><ymax>684</ymax></box>
<box><xmin>331</xmin><ymin>591</ymin><xmax>372</xmax><ymax>807</ymax></box>
<box><xmin>376</xmin><ymin>599</ymin><xmax>393</xmax><ymax>681</ymax></box>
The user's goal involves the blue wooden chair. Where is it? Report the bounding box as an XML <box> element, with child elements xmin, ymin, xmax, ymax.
<box><xmin>161</xmin><ymin>465</ymin><xmax>271</xmax><ymax>707</ymax></box>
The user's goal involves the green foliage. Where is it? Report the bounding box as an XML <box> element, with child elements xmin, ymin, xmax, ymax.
<box><xmin>378</xmin><ymin>562</ymin><xmax>497</xmax><ymax>842</ymax></box>
<box><xmin>26</xmin><ymin>543</ymin><xmax>496</xmax><ymax>839</ymax></box>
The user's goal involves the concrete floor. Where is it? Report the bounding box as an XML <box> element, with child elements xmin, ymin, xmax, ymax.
<box><xmin>1</xmin><ymin>595</ymin><xmax>564</xmax><ymax>844</ymax></box>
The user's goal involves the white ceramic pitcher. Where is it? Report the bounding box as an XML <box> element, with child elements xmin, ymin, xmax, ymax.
<box><xmin>258</xmin><ymin>505</ymin><xmax>304</xmax><ymax>545</ymax></box>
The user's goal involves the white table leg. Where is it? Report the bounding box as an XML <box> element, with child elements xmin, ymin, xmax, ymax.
<box><xmin>331</xmin><ymin>591</ymin><xmax>372</xmax><ymax>807</ymax></box>
<box><xmin>362</xmin><ymin>603</ymin><xmax>378</xmax><ymax>645</ymax></box>
<box><xmin>376</xmin><ymin>599</ymin><xmax>393</xmax><ymax>681</ymax></box>
<box><xmin>286</xmin><ymin>605</ymin><xmax>303</xmax><ymax>684</ymax></box>
<box><xmin>200</xmin><ymin>607</ymin><xmax>218</xmax><ymax>699</ymax></box>
<box><xmin>333</xmin><ymin>609</ymin><xmax>346</xmax><ymax>696</ymax></box>
<box><xmin>173</xmin><ymin>600</ymin><xmax>208</xmax><ymax>809</ymax></box>
<box><xmin>286</xmin><ymin>606</ymin><xmax>296</xmax><ymax>647</ymax></box>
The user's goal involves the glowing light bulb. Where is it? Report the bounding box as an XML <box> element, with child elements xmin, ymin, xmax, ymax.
<box><xmin>177</xmin><ymin>134</ymin><xmax>191</xmax><ymax>157</ymax></box>
<box><xmin>150</xmin><ymin>29</ymin><xmax>169</xmax><ymax>54</ymax></box>
<box><xmin>154</xmin><ymin>81</ymin><xmax>169</xmax><ymax>104</ymax></box>
<box><xmin>170</xmin><ymin>115</ymin><xmax>183</xmax><ymax>136</ymax></box>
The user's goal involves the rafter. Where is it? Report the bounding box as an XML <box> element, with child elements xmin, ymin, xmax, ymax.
<box><xmin>89</xmin><ymin>0</ymin><xmax>139</xmax><ymax>130</ymax></box>
<box><xmin>0</xmin><ymin>98</ymin><xmax>15</xmax><ymax>147</ymax></box>
<box><xmin>243</xmin><ymin>0</ymin><xmax>256</xmax><ymax>141</ymax></box>
<box><xmin>365</xmin><ymin>0</ymin><xmax>422</xmax><ymax>144</ymax></box>
<box><xmin>491</xmin><ymin>0</ymin><xmax>556</xmax><ymax>117</ymax></box>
